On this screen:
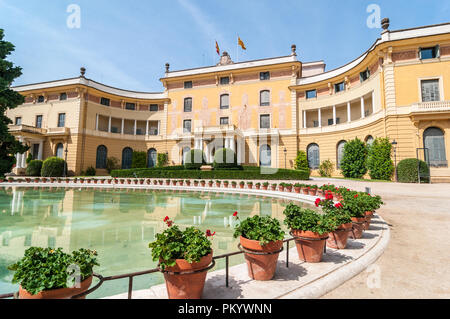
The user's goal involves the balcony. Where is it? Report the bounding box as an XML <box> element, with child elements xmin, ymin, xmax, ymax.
<box><xmin>8</xmin><ymin>124</ymin><xmax>46</xmax><ymax>135</ymax></box>
<box><xmin>46</xmin><ymin>127</ymin><xmax>70</xmax><ymax>136</ymax></box>
<box><xmin>410</xmin><ymin>100</ymin><xmax>450</xmax><ymax>113</ymax></box>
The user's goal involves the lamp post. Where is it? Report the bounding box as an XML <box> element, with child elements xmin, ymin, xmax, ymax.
<box><xmin>391</xmin><ymin>140</ymin><xmax>398</xmax><ymax>182</ymax></box>
<box><xmin>284</xmin><ymin>148</ymin><xmax>287</xmax><ymax>169</ymax></box>
<box><xmin>63</xmin><ymin>147</ymin><xmax>68</xmax><ymax>178</ymax></box>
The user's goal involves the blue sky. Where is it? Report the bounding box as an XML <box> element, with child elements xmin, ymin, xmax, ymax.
<box><xmin>1</xmin><ymin>0</ymin><xmax>449</xmax><ymax>92</ymax></box>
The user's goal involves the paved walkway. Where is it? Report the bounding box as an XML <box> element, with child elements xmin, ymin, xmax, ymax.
<box><xmin>310</xmin><ymin>178</ymin><xmax>450</xmax><ymax>299</ymax></box>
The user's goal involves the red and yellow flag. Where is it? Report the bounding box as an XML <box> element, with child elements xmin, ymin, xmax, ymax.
<box><xmin>238</xmin><ymin>37</ymin><xmax>246</xmax><ymax>50</ymax></box>
<box><xmin>215</xmin><ymin>41</ymin><xmax>220</xmax><ymax>55</ymax></box>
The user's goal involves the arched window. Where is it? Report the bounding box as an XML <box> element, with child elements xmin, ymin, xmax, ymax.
<box><xmin>337</xmin><ymin>141</ymin><xmax>346</xmax><ymax>169</ymax></box>
<box><xmin>220</xmin><ymin>94</ymin><xmax>229</xmax><ymax>109</ymax></box>
<box><xmin>424</xmin><ymin>127</ymin><xmax>447</xmax><ymax>167</ymax></box>
<box><xmin>365</xmin><ymin>135</ymin><xmax>374</xmax><ymax>146</ymax></box>
<box><xmin>259</xmin><ymin>144</ymin><xmax>271</xmax><ymax>167</ymax></box>
<box><xmin>307</xmin><ymin>143</ymin><xmax>320</xmax><ymax>169</ymax></box>
<box><xmin>122</xmin><ymin>147</ymin><xmax>133</xmax><ymax>169</ymax></box>
<box><xmin>96</xmin><ymin>145</ymin><xmax>107</xmax><ymax>169</ymax></box>
<box><xmin>182</xmin><ymin>147</ymin><xmax>191</xmax><ymax>165</ymax></box>
<box><xmin>260</xmin><ymin>90</ymin><xmax>270</xmax><ymax>106</ymax></box>
<box><xmin>147</xmin><ymin>148</ymin><xmax>157</xmax><ymax>168</ymax></box>
<box><xmin>56</xmin><ymin>143</ymin><xmax>64</xmax><ymax>159</ymax></box>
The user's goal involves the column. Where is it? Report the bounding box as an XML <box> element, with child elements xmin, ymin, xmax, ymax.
<box><xmin>134</xmin><ymin>120</ymin><xmax>137</xmax><ymax>135</ymax></box>
<box><xmin>361</xmin><ymin>96</ymin><xmax>365</xmax><ymax>119</ymax></box>
<box><xmin>15</xmin><ymin>153</ymin><xmax>21</xmax><ymax>168</ymax></box>
<box><xmin>205</xmin><ymin>143</ymin><xmax>211</xmax><ymax>163</ymax></box>
<box><xmin>318</xmin><ymin>108</ymin><xmax>322</xmax><ymax>128</ymax></box>
<box><xmin>146</xmin><ymin>120</ymin><xmax>149</xmax><ymax>136</ymax></box>
<box><xmin>38</xmin><ymin>141</ymin><xmax>43</xmax><ymax>160</ymax></box>
<box><xmin>347</xmin><ymin>102</ymin><xmax>351</xmax><ymax>123</ymax></box>
<box><xmin>21</xmin><ymin>152</ymin><xmax>26</xmax><ymax>168</ymax></box>
<box><xmin>333</xmin><ymin>105</ymin><xmax>337</xmax><ymax>125</ymax></box>
<box><xmin>303</xmin><ymin>110</ymin><xmax>307</xmax><ymax>128</ymax></box>
<box><xmin>108</xmin><ymin>117</ymin><xmax>112</xmax><ymax>133</ymax></box>
<box><xmin>95</xmin><ymin>114</ymin><xmax>99</xmax><ymax>131</ymax></box>
<box><xmin>372</xmin><ymin>91</ymin><xmax>375</xmax><ymax>113</ymax></box>
<box><xmin>121</xmin><ymin>119</ymin><xmax>124</xmax><ymax>135</ymax></box>
<box><xmin>230</xmin><ymin>137</ymin><xmax>236</xmax><ymax>152</ymax></box>
<box><xmin>157</xmin><ymin>121</ymin><xmax>160</xmax><ymax>135</ymax></box>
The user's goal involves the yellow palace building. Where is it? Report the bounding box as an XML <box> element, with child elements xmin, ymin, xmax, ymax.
<box><xmin>6</xmin><ymin>20</ymin><xmax>450</xmax><ymax>182</ymax></box>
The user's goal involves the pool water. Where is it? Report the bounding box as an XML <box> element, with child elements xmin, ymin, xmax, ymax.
<box><xmin>0</xmin><ymin>187</ymin><xmax>312</xmax><ymax>298</ymax></box>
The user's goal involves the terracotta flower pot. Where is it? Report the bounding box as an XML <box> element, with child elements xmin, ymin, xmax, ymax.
<box><xmin>200</xmin><ymin>182</ymin><xmax>206</xmax><ymax>187</ymax></box>
<box><xmin>186</xmin><ymin>182</ymin><xmax>191</xmax><ymax>186</ymax></box>
<box><xmin>349</xmin><ymin>217</ymin><xmax>366</xmax><ymax>239</ymax></box>
<box><xmin>215</xmin><ymin>182</ymin><xmax>221</xmax><ymax>187</ymax></box>
<box><xmin>286</xmin><ymin>187</ymin><xmax>292</xmax><ymax>192</ymax></box>
<box><xmin>194</xmin><ymin>182</ymin><xmax>199</xmax><ymax>187</ymax></box>
<box><xmin>19</xmin><ymin>276</ymin><xmax>93</xmax><ymax>299</ymax></box>
<box><xmin>224</xmin><ymin>183</ymin><xmax>229</xmax><ymax>188</ymax></box>
<box><xmin>247</xmin><ymin>185</ymin><xmax>253</xmax><ymax>189</ymax></box>
<box><xmin>172</xmin><ymin>181</ymin><xmax>177</xmax><ymax>186</ymax></box>
<box><xmin>165</xmin><ymin>181</ymin><xmax>170</xmax><ymax>185</ymax></box>
<box><xmin>239</xmin><ymin>184</ymin><xmax>244</xmax><ymax>189</ymax></box>
<box><xmin>278</xmin><ymin>186</ymin><xmax>284</xmax><ymax>192</ymax></box>
<box><xmin>120</xmin><ymin>180</ymin><xmax>125</xmax><ymax>184</ymax></box>
<box><xmin>163</xmin><ymin>252</ymin><xmax>213</xmax><ymax>299</ymax></box>
<box><xmin>327</xmin><ymin>223</ymin><xmax>352</xmax><ymax>249</ymax></box>
<box><xmin>308</xmin><ymin>188</ymin><xmax>317</xmax><ymax>196</ymax></box>
<box><xmin>292</xmin><ymin>230</ymin><xmax>328</xmax><ymax>263</ymax></box>
<box><xmin>294</xmin><ymin>187</ymin><xmax>301</xmax><ymax>194</ymax></box>
<box><xmin>302</xmin><ymin>188</ymin><xmax>309</xmax><ymax>195</ymax></box>
<box><xmin>262</xmin><ymin>186</ymin><xmax>268</xmax><ymax>190</ymax></box>
<box><xmin>93</xmin><ymin>180</ymin><xmax>98</xmax><ymax>184</ymax></box>
<box><xmin>240</xmin><ymin>236</ymin><xmax>282</xmax><ymax>281</ymax></box>
<box><xmin>208</xmin><ymin>182</ymin><xmax>213</xmax><ymax>187</ymax></box>
<box><xmin>364</xmin><ymin>211</ymin><xmax>374</xmax><ymax>230</ymax></box>
<box><xmin>159</xmin><ymin>181</ymin><xmax>163</xmax><ymax>185</ymax></box>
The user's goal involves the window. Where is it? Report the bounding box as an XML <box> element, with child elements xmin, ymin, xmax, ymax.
<box><xmin>147</xmin><ymin>148</ymin><xmax>157</xmax><ymax>168</ymax></box>
<box><xmin>337</xmin><ymin>141</ymin><xmax>346</xmax><ymax>169</ymax></box>
<box><xmin>365</xmin><ymin>135</ymin><xmax>374</xmax><ymax>146</ymax></box>
<box><xmin>184</xmin><ymin>98</ymin><xmax>192</xmax><ymax>112</ymax></box>
<box><xmin>313</xmin><ymin>120</ymin><xmax>319</xmax><ymax>128</ymax></box>
<box><xmin>220</xmin><ymin>94</ymin><xmax>229</xmax><ymax>109</ymax></box>
<box><xmin>100</xmin><ymin>97</ymin><xmax>110</xmax><ymax>106</ymax></box>
<box><xmin>111</xmin><ymin>126</ymin><xmax>119</xmax><ymax>133</ymax></box>
<box><xmin>307</xmin><ymin>144</ymin><xmax>320</xmax><ymax>169</ymax></box>
<box><xmin>15</xmin><ymin>117</ymin><xmax>22</xmax><ymax>125</ymax></box>
<box><xmin>360</xmin><ymin>69</ymin><xmax>370</xmax><ymax>82</ymax></box>
<box><xmin>334</xmin><ymin>82</ymin><xmax>345</xmax><ymax>93</ymax></box>
<box><xmin>306</xmin><ymin>90</ymin><xmax>317</xmax><ymax>99</ymax></box>
<box><xmin>260</xmin><ymin>71</ymin><xmax>270</xmax><ymax>81</ymax></box>
<box><xmin>32</xmin><ymin>144</ymin><xmax>39</xmax><ymax>159</ymax></box>
<box><xmin>121</xmin><ymin>147</ymin><xmax>133</xmax><ymax>169</ymax></box>
<box><xmin>420</xmin><ymin>46</ymin><xmax>439</xmax><ymax>60</ymax></box>
<box><xmin>259</xmin><ymin>144</ymin><xmax>271</xmax><ymax>167</ymax></box>
<box><xmin>328</xmin><ymin>118</ymin><xmax>340</xmax><ymax>126</ymax></box>
<box><xmin>150</xmin><ymin>104</ymin><xmax>159</xmax><ymax>112</ymax></box>
<box><xmin>220</xmin><ymin>77</ymin><xmax>230</xmax><ymax>85</ymax></box>
<box><xmin>56</xmin><ymin>143</ymin><xmax>64</xmax><ymax>159</ymax></box>
<box><xmin>220</xmin><ymin>117</ymin><xmax>229</xmax><ymax>125</ymax></box>
<box><xmin>125</xmin><ymin>102</ymin><xmax>136</xmax><ymax>110</ymax></box>
<box><xmin>184</xmin><ymin>81</ymin><xmax>193</xmax><ymax>89</ymax></box>
<box><xmin>260</xmin><ymin>114</ymin><xmax>270</xmax><ymax>129</ymax></box>
<box><xmin>183</xmin><ymin>120</ymin><xmax>192</xmax><ymax>133</ymax></box>
<box><xmin>96</xmin><ymin>145</ymin><xmax>107</xmax><ymax>169</ymax></box>
<box><xmin>421</xmin><ymin>79</ymin><xmax>440</xmax><ymax>102</ymax></box>
<box><xmin>424</xmin><ymin>127</ymin><xmax>447</xmax><ymax>167</ymax></box>
<box><xmin>59</xmin><ymin>93</ymin><xmax>67</xmax><ymax>101</ymax></box>
<box><xmin>37</xmin><ymin>95</ymin><xmax>45</xmax><ymax>103</ymax></box>
<box><xmin>260</xmin><ymin>90</ymin><xmax>270</xmax><ymax>106</ymax></box>
<box><xmin>35</xmin><ymin>115</ymin><xmax>42</xmax><ymax>128</ymax></box>
<box><xmin>57</xmin><ymin>113</ymin><xmax>66</xmax><ymax>127</ymax></box>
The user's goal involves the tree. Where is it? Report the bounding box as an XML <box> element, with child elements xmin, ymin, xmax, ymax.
<box><xmin>367</xmin><ymin>138</ymin><xmax>394</xmax><ymax>180</ymax></box>
<box><xmin>294</xmin><ymin>151</ymin><xmax>309</xmax><ymax>171</ymax></box>
<box><xmin>340</xmin><ymin>138</ymin><xmax>368</xmax><ymax>179</ymax></box>
<box><xmin>0</xmin><ymin>29</ymin><xmax>28</xmax><ymax>178</ymax></box>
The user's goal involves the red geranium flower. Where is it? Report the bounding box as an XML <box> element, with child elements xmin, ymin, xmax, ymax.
<box><xmin>167</xmin><ymin>221</ymin><xmax>173</xmax><ymax>227</ymax></box>
<box><xmin>233</xmin><ymin>212</ymin><xmax>238</xmax><ymax>217</ymax></box>
<box><xmin>163</xmin><ymin>216</ymin><xmax>169</xmax><ymax>222</ymax></box>
<box><xmin>315</xmin><ymin>198</ymin><xmax>321</xmax><ymax>207</ymax></box>
<box><xmin>335</xmin><ymin>203</ymin><xmax>343</xmax><ymax>209</ymax></box>
<box><xmin>206</xmin><ymin>230</ymin><xmax>216</xmax><ymax>237</ymax></box>
<box><xmin>354</xmin><ymin>194</ymin><xmax>359</xmax><ymax>198</ymax></box>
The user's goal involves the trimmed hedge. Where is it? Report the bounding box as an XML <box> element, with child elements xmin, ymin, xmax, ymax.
<box><xmin>111</xmin><ymin>166</ymin><xmax>311</xmax><ymax>180</ymax></box>
<box><xmin>213</xmin><ymin>148</ymin><xmax>237</xmax><ymax>169</ymax></box>
<box><xmin>294</xmin><ymin>151</ymin><xmax>309</xmax><ymax>171</ymax></box>
<box><xmin>340</xmin><ymin>138</ymin><xmax>368</xmax><ymax>179</ymax></box>
<box><xmin>26</xmin><ymin>160</ymin><xmax>43</xmax><ymax>177</ymax></box>
<box><xmin>397</xmin><ymin>158</ymin><xmax>430</xmax><ymax>183</ymax></box>
<box><xmin>184</xmin><ymin>149</ymin><xmax>206</xmax><ymax>170</ymax></box>
<box><xmin>132</xmin><ymin>151</ymin><xmax>147</xmax><ymax>169</ymax></box>
<box><xmin>367</xmin><ymin>138</ymin><xmax>394</xmax><ymax>181</ymax></box>
<box><xmin>41</xmin><ymin>157</ymin><xmax>67</xmax><ymax>177</ymax></box>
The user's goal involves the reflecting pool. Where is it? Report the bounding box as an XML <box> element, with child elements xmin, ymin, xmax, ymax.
<box><xmin>0</xmin><ymin>187</ymin><xmax>313</xmax><ymax>298</ymax></box>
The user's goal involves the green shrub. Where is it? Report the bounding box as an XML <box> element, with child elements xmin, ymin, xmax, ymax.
<box><xmin>366</xmin><ymin>138</ymin><xmax>394</xmax><ymax>181</ymax></box>
<box><xmin>233</xmin><ymin>215</ymin><xmax>285</xmax><ymax>245</ymax></box>
<box><xmin>85</xmin><ymin>166</ymin><xmax>96</xmax><ymax>176</ymax></box>
<box><xmin>25</xmin><ymin>153</ymin><xmax>32</xmax><ymax>165</ymax></box>
<box><xmin>157</xmin><ymin>153</ymin><xmax>169</xmax><ymax>167</ymax></box>
<box><xmin>41</xmin><ymin>157</ymin><xmax>67</xmax><ymax>177</ymax></box>
<box><xmin>184</xmin><ymin>149</ymin><xmax>206</xmax><ymax>170</ymax></box>
<box><xmin>341</xmin><ymin>138</ymin><xmax>368</xmax><ymax>179</ymax></box>
<box><xmin>397</xmin><ymin>158</ymin><xmax>430</xmax><ymax>183</ymax></box>
<box><xmin>283</xmin><ymin>204</ymin><xmax>336</xmax><ymax>235</ymax></box>
<box><xmin>106</xmin><ymin>157</ymin><xmax>120</xmax><ymax>174</ymax></box>
<box><xmin>131</xmin><ymin>151</ymin><xmax>147</xmax><ymax>169</ymax></box>
<box><xmin>213</xmin><ymin>148</ymin><xmax>237</xmax><ymax>169</ymax></box>
<box><xmin>319</xmin><ymin>159</ymin><xmax>334</xmax><ymax>177</ymax></box>
<box><xmin>26</xmin><ymin>160</ymin><xmax>43</xmax><ymax>177</ymax></box>
<box><xmin>294</xmin><ymin>150</ymin><xmax>309</xmax><ymax>171</ymax></box>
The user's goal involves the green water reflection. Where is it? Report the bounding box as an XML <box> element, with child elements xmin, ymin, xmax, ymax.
<box><xmin>0</xmin><ymin>186</ymin><xmax>313</xmax><ymax>298</ymax></box>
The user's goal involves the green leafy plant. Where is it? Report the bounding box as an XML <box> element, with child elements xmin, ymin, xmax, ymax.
<box><xmin>294</xmin><ymin>150</ymin><xmax>309</xmax><ymax>171</ymax></box>
<box><xmin>397</xmin><ymin>158</ymin><xmax>430</xmax><ymax>183</ymax></box>
<box><xmin>106</xmin><ymin>157</ymin><xmax>120</xmax><ymax>174</ymax></box>
<box><xmin>8</xmin><ymin>247</ymin><xmax>98</xmax><ymax>295</ymax></box>
<box><xmin>84</xmin><ymin>166</ymin><xmax>96</xmax><ymax>176</ymax></box>
<box><xmin>340</xmin><ymin>138</ymin><xmax>368</xmax><ymax>179</ymax></box>
<box><xmin>283</xmin><ymin>203</ymin><xmax>336</xmax><ymax>235</ymax></box>
<box><xmin>157</xmin><ymin>153</ymin><xmax>169</xmax><ymax>168</ymax></box>
<box><xmin>233</xmin><ymin>213</ymin><xmax>285</xmax><ymax>245</ymax></box>
<box><xmin>213</xmin><ymin>148</ymin><xmax>237</xmax><ymax>169</ymax></box>
<box><xmin>319</xmin><ymin>159</ymin><xmax>334</xmax><ymax>177</ymax></box>
<box><xmin>367</xmin><ymin>138</ymin><xmax>394</xmax><ymax>180</ymax></box>
<box><xmin>26</xmin><ymin>160</ymin><xmax>43</xmax><ymax>177</ymax></box>
<box><xmin>148</xmin><ymin>217</ymin><xmax>214</xmax><ymax>270</ymax></box>
<box><xmin>41</xmin><ymin>157</ymin><xmax>67</xmax><ymax>177</ymax></box>
<box><xmin>25</xmin><ymin>153</ymin><xmax>33</xmax><ymax>165</ymax></box>
<box><xmin>131</xmin><ymin>151</ymin><xmax>147</xmax><ymax>169</ymax></box>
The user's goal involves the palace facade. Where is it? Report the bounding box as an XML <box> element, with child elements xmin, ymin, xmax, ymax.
<box><xmin>6</xmin><ymin>21</ymin><xmax>450</xmax><ymax>181</ymax></box>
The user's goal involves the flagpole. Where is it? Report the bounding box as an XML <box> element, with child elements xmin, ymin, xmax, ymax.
<box><xmin>236</xmin><ymin>34</ymin><xmax>239</xmax><ymax>63</ymax></box>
